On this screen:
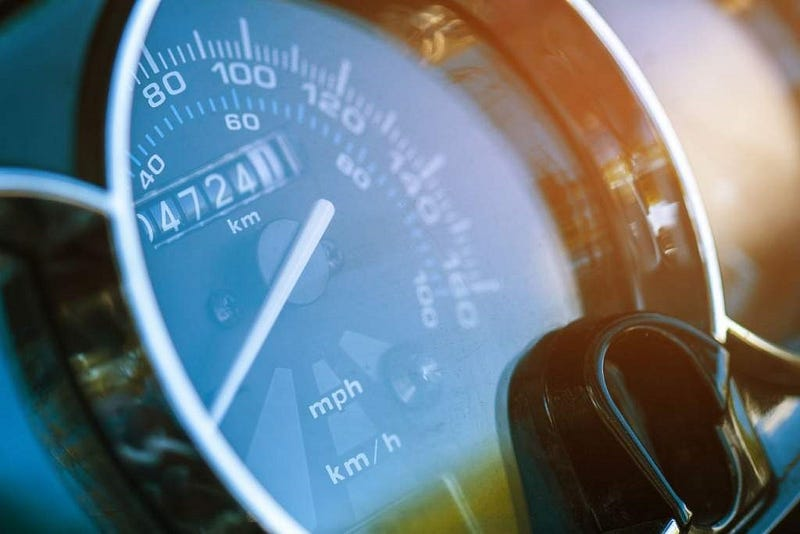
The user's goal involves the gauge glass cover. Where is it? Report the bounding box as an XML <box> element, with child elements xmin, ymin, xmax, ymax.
<box><xmin>116</xmin><ymin>0</ymin><xmax>583</xmax><ymax>530</ymax></box>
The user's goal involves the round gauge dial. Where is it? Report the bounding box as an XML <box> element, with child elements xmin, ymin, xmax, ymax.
<box><xmin>112</xmin><ymin>0</ymin><xmax>583</xmax><ymax>530</ymax></box>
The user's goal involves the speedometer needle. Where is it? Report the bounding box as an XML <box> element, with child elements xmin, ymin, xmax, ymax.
<box><xmin>211</xmin><ymin>199</ymin><xmax>336</xmax><ymax>424</ymax></box>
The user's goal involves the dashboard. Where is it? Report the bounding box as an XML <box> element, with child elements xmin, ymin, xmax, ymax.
<box><xmin>1</xmin><ymin>1</ymin><xmax>799</xmax><ymax>532</ymax></box>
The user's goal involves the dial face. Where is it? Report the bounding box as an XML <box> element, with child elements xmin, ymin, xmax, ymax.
<box><xmin>119</xmin><ymin>0</ymin><xmax>582</xmax><ymax>530</ymax></box>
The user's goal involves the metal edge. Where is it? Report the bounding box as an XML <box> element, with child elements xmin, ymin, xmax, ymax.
<box><xmin>567</xmin><ymin>0</ymin><xmax>800</xmax><ymax>380</ymax></box>
<box><xmin>0</xmin><ymin>167</ymin><xmax>111</xmax><ymax>214</ymax></box>
<box><xmin>567</xmin><ymin>0</ymin><xmax>729</xmax><ymax>343</ymax></box>
<box><xmin>728</xmin><ymin>320</ymin><xmax>800</xmax><ymax>364</ymax></box>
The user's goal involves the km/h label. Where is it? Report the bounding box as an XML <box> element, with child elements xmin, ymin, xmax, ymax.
<box><xmin>325</xmin><ymin>432</ymin><xmax>402</xmax><ymax>485</ymax></box>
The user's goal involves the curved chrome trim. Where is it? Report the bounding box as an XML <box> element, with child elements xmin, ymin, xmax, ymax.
<box><xmin>0</xmin><ymin>167</ymin><xmax>111</xmax><ymax>215</ymax></box>
<box><xmin>568</xmin><ymin>0</ymin><xmax>728</xmax><ymax>342</ymax></box>
<box><xmin>568</xmin><ymin>2</ymin><xmax>800</xmax><ymax>372</ymax></box>
<box><xmin>726</xmin><ymin>320</ymin><xmax>800</xmax><ymax>383</ymax></box>
<box><xmin>105</xmin><ymin>1</ymin><xmax>305</xmax><ymax>532</ymax></box>
<box><xmin>727</xmin><ymin>320</ymin><xmax>800</xmax><ymax>364</ymax></box>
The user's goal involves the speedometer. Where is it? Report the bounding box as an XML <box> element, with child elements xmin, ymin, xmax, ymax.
<box><xmin>112</xmin><ymin>0</ymin><xmax>582</xmax><ymax>530</ymax></box>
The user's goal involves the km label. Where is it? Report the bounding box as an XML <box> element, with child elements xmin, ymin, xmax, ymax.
<box><xmin>228</xmin><ymin>211</ymin><xmax>262</xmax><ymax>235</ymax></box>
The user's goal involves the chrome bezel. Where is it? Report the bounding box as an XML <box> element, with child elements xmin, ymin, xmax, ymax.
<box><xmin>566</xmin><ymin>0</ymin><xmax>728</xmax><ymax>340</ymax></box>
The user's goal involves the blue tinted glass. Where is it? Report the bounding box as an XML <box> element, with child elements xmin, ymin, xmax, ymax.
<box><xmin>129</xmin><ymin>0</ymin><xmax>581</xmax><ymax>530</ymax></box>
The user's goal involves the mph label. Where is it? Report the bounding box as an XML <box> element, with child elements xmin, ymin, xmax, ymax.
<box><xmin>325</xmin><ymin>432</ymin><xmax>402</xmax><ymax>485</ymax></box>
<box><xmin>308</xmin><ymin>378</ymin><xmax>364</xmax><ymax>419</ymax></box>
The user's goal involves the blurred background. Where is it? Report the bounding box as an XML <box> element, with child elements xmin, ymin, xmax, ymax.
<box><xmin>0</xmin><ymin>347</ymin><xmax>94</xmax><ymax>532</ymax></box>
<box><xmin>0</xmin><ymin>1</ymin><xmax>101</xmax><ymax>530</ymax></box>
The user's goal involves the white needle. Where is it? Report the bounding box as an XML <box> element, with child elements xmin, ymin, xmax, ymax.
<box><xmin>210</xmin><ymin>199</ymin><xmax>336</xmax><ymax>423</ymax></box>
